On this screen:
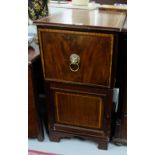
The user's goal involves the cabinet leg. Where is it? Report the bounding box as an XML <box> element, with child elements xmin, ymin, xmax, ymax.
<box><xmin>50</xmin><ymin>132</ymin><xmax>61</xmax><ymax>142</ymax></box>
<box><xmin>37</xmin><ymin>133</ymin><xmax>44</xmax><ymax>141</ymax></box>
<box><xmin>49</xmin><ymin>130</ymin><xmax>109</xmax><ymax>150</ymax></box>
<box><xmin>98</xmin><ymin>141</ymin><xmax>108</xmax><ymax>150</ymax></box>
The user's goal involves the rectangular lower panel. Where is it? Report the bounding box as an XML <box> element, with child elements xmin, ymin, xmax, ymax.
<box><xmin>54</xmin><ymin>91</ymin><xmax>103</xmax><ymax>129</ymax></box>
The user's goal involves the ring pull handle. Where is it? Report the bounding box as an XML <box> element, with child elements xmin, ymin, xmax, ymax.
<box><xmin>69</xmin><ymin>53</ymin><xmax>80</xmax><ymax>72</ymax></box>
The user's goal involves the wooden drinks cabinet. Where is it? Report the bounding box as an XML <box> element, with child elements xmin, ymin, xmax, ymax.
<box><xmin>34</xmin><ymin>9</ymin><xmax>127</xmax><ymax>149</ymax></box>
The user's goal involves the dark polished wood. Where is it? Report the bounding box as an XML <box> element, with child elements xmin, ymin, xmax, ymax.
<box><xmin>35</xmin><ymin>8</ymin><xmax>127</xmax><ymax>149</ymax></box>
<box><xmin>112</xmin><ymin>18</ymin><xmax>127</xmax><ymax>144</ymax></box>
<box><xmin>39</xmin><ymin>29</ymin><xmax>115</xmax><ymax>88</ymax></box>
<box><xmin>28</xmin><ymin>45</ymin><xmax>44</xmax><ymax>141</ymax></box>
<box><xmin>49</xmin><ymin>83</ymin><xmax>113</xmax><ymax>131</ymax></box>
<box><xmin>34</xmin><ymin>9</ymin><xmax>126</xmax><ymax>32</ymax></box>
<box><xmin>54</xmin><ymin>91</ymin><xmax>103</xmax><ymax>129</ymax></box>
<box><xmin>47</xmin><ymin>81</ymin><xmax>113</xmax><ymax>149</ymax></box>
<box><xmin>50</xmin><ymin>130</ymin><xmax>108</xmax><ymax>150</ymax></box>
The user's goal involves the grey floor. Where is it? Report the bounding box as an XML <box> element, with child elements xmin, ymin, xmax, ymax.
<box><xmin>28</xmin><ymin>130</ymin><xmax>127</xmax><ymax>155</ymax></box>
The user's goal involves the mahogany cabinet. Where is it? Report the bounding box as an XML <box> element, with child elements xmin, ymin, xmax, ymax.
<box><xmin>28</xmin><ymin>45</ymin><xmax>44</xmax><ymax>141</ymax></box>
<box><xmin>35</xmin><ymin>9</ymin><xmax>127</xmax><ymax>149</ymax></box>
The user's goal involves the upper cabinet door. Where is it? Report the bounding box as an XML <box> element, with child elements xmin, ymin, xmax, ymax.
<box><xmin>38</xmin><ymin>29</ymin><xmax>115</xmax><ymax>88</ymax></box>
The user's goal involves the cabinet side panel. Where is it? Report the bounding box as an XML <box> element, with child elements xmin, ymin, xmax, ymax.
<box><xmin>28</xmin><ymin>66</ymin><xmax>39</xmax><ymax>136</ymax></box>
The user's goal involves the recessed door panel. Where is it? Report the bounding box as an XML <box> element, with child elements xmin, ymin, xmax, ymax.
<box><xmin>54</xmin><ymin>91</ymin><xmax>103</xmax><ymax>129</ymax></box>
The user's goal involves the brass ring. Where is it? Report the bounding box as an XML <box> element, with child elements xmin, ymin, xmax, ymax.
<box><xmin>69</xmin><ymin>63</ymin><xmax>79</xmax><ymax>72</ymax></box>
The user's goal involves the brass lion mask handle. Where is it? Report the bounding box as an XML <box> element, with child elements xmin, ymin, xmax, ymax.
<box><xmin>69</xmin><ymin>53</ymin><xmax>80</xmax><ymax>72</ymax></box>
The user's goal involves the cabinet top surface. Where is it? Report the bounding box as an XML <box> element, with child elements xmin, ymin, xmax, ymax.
<box><xmin>34</xmin><ymin>9</ymin><xmax>126</xmax><ymax>32</ymax></box>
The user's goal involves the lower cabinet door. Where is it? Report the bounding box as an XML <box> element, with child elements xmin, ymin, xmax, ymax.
<box><xmin>54</xmin><ymin>91</ymin><xmax>103</xmax><ymax>129</ymax></box>
<box><xmin>48</xmin><ymin>86</ymin><xmax>113</xmax><ymax>138</ymax></box>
